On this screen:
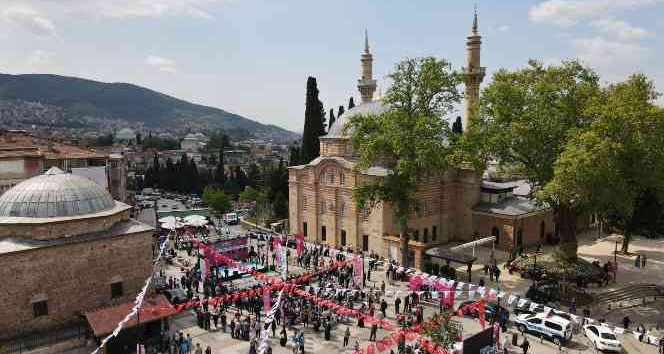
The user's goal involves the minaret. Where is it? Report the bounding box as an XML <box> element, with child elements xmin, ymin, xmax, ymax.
<box><xmin>357</xmin><ymin>29</ymin><xmax>377</xmax><ymax>104</ymax></box>
<box><xmin>463</xmin><ymin>6</ymin><xmax>486</xmax><ymax>131</ymax></box>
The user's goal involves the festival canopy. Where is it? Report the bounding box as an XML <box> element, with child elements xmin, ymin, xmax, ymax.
<box><xmin>161</xmin><ymin>220</ymin><xmax>185</xmax><ymax>230</ymax></box>
<box><xmin>158</xmin><ymin>216</ymin><xmax>179</xmax><ymax>223</ymax></box>
<box><xmin>184</xmin><ymin>215</ymin><xmax>208</xmax><ymax>227</ymax></box>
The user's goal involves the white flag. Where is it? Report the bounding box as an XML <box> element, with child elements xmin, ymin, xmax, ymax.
<box><xmin>529</xmin><ymin>302</ymin><xmax>539</xmax><ymax>312</ymax></box>
<box><xmin>517</xmin><ymin>298</ymin><xmax>527</xmax><ymax>308</ymax></box>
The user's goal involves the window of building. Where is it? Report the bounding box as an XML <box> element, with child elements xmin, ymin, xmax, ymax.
<box><xmin>433</xmin><ymin>226</ymin><xmax>437</xmax><ymax>241</ymax></box>
<box><xmin>422</xmin><ymin>203</ymin><xmax>428</xmax><ymax>217</ymax></box>
<box><xmin>413</xmin><ymin>230</ymin><xmax>419</xmax><ymax>241</ymax></box>
<box><xmin>33</xmin><ymin>300</ymin><xmax>48</xmax><ymax>317</ymax></box>
<box><xmin>341</xmin><ymin>230</ymin><xmax>347</xmax><ymax>246</ymax></box>
<box><xmin>321</xmin><ymin>226</ymin><xmax>326</xmax><ymax>241</ymax></box>
<box><xmin>339</xmin><ymin>202</ymin><xmax>346</xmax><ymax>219</ymax></box>
<box><xmin>362</xmin><ymin>234</ymin><xmax>369</xmax><ymax>252</ymax></box>
<box><xmin>111</xmin><ymin>282</ymin><xmax>124</xmax><ymax>299</ymax></box>
<box><xmin>320</xmin><ymin>201</ymin><xmax>326</xmax><ymax>214</ymax></box>
<box><xmin>361</xmin><ymin>208</ymin><xmax>370</xmax><ymax>223</ymax></box>
<box><xmin>326</xmin><ymin>170</ymin><xmax>335</xmax><ymax>184</ymax></box>
<box><xmin>303</xmin><ymin>197</ymin><xmax>307</xmax><ymax>211</ymax></box>
<box><xmin>303</xmin><ymin>222</ymin><xmax>308</xmax><ymax>237</ymax></box>
<box><xmin>340</xmin><ymin>172</ymin><xmax>346</xmax><ymax>186</ymax></box>
<box><xmin>423</xmin><ymin>228</ymin><xmax>429</xmax><ymax>243</ymax></box>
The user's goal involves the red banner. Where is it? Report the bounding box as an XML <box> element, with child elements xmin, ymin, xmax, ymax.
<box><xmin>263</xmin><ymin>286</ymin><xmax>271</xmax><ymax>313</ymax></box>
<box><xmin>296</xmin><ymin>234</ymin><xmax>304</xmax><ymax>255</ymax></box>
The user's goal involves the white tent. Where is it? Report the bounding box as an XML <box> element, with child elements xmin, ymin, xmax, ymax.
<box><xmin>184</xmin><ymin>215</ymin><xmax>207</xmax><ymax>227</ymax></box>
<box><xmin>158</xmin><ymin>216</ymin><xmax>178</xmax><ymax>223</ymax></box>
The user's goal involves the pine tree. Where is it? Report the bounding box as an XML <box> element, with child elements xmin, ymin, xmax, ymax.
<box><xmin>301</xmin><ymin>77</ymin><xmax>325</xmax><ymax>163</ymax></box>
<box><xmin>452</xmin><ymin>116</ymin><xmax>463</xmax><ymax>135</ymax></box>
<box><xmin>338</xmin><ymin>105</ymin><xmax>345</xmax><ymax>118</ymax></box>
<box><xmin>348</xmin><ymin>96</ymin><xmax>355</xmax><ymax>109</ymax></box>
<box><xmin>328</xmin><ymin>108</ymin><xmax>336</xmax><ymax>131</ymax></box>
<box><xmin>288</xmin><ymin>145</ymin><xmax>301</xmax><ymax>166</ymax></box>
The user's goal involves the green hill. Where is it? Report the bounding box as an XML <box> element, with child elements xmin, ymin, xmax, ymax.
<box><xmin>0</xmin><ymin>73</ymin><xmax>297</xmax><ymax>140</ymax></box>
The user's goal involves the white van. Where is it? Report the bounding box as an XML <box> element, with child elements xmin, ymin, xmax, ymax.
<box><xmin>515</xmin><ymin>312</ymin><xmax>573</xmax><ymax>346</ymax></box>
<box><xmin>223</xmin><ymin>212</ymin><xmax>239</xmax><ymax>225</ymax></box>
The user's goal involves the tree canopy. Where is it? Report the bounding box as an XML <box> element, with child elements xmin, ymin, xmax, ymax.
<box><xmin>541</xmin><ymin>74</ymin><xmax>664</xmax><ymax>252</ymax></box>
<box><xmin>347</xmin><ymin>57</ymin><xmax>463</xmax><ymax>266</ymax></box>
<box><xmin>474</xmin><ymin>59</ymin><xmax>601</xmax><ymax>259</ymax></box>
<box><xmin>202</xmin><ymin>186</ymin><xmax>232</xmax><ymax>218</ymax></box>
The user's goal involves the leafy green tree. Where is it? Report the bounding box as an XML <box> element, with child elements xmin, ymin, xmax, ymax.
<box><xmin>422</xmin><ymin>312</ymin><xmax>464</xmax><ymax>350</ymax></box>
<box><xmin>328</xmin><ymin>108</ymin><xmax>336</xmax><ymax>131</ymax></box>
<box><xmin>301</xmin><ymin>77</ymin><xmax>326</xmax><ymax>163</ymax></box>
<box><xmin>247</xmin><ymin>163</ymin><xmax>262</xmax><ymax>187</ymax></box>
<box><xmin>347</xmin><ymin>57</ymin><xmax>463</xmax><ymax>266</ymax></box>
<box><xmin>239</xmin><ymin>186</ymin><xmax>260</xmax><ymax>202</ymax></box>
<box><xmin>476</xmin><ymin>60</ymin><xmax>601</xmax><ymax>260</ymax></box>
<box><xmin>542</xmin><ymin>74</ymin><xmax>664</xmax><ymax>253</ymax></box>
<box><xmin>207</xmin><ymin>130</ymin><xmax>230</xmax><ymax>151</ymax></box>
<box><xmin>273</xmin><ymin>191</ymin><xmax>288</xmax><ymax>219</ymax></box>
<box><xmin>202</xmin><ymin>186</ymin><xmax>232</xmax><ymax>219</ymax></box>
<box><xmin>348</xmin><ymin>96</ymin><xmax>355</xmax><ymax>109</ymax></box>
<box><xmin>136</xmin><ymin>132</ymin><xmax>142</xmax><ymax>145</ymax></box>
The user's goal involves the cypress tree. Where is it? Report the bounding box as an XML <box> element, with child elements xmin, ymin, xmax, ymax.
<box><xmin>301</xmin><ymin>77</ymin><xmax>325</xmax><ymax>163</ymax></box>
<box><xmin>215</xmin><ymin>150</ymin><xmax>226</xmax><ymax>186</ymax></box>
<box><xmin>338</xmin><ymin>105</ymin><xmax>345</xmax><ymax>118</ymax></box>
<box><xmin>328</xmin><ymin>108</ymin><xmax>336</xmax><ymax>131</ymax></box>
<box><xmin>348</xmin><ymin>96</ymin><xmax>355</xmax><ymax>109</ymax></box>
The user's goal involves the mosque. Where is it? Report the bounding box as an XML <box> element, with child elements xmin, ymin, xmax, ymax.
<box><xmin>288</xmin><ymin>11</ymin><xmax>554</xmax><ymax>268</ymax></box>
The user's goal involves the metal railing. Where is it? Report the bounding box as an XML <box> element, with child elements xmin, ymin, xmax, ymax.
<box><xmin>0</xmin><ymin>324</ymin><xmax>89</xmax><ymax>354</ymax></box>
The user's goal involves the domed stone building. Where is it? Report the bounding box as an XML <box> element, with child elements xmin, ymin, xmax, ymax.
<box><xmin>0</xmin><ymin>167</ymin><xmax>153</xmax><ymax>339</ymax></box>
<box><xmin>289</xmin><ymin>15</ymin><xmax>554</xmax><ymax>268</ymax></box>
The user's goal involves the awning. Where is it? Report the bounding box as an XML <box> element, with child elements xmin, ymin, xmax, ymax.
<box><xmin>424</xmin><ymin>248</ymin><xmax>477</xmax><ymax>265</ymax></box>
<box><xmin>84</xmin><ymin>294</ymin><xmax>176</xmax><ymax>337</ymax></box>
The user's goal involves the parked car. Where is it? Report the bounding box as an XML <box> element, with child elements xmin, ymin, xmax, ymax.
<box><xmin>515</xmin><ymin>313</ymin><xmax>573</xmax><ymax>346</ymax></box>
<box><xmin>457</xmin><ymin>300</ymin><xmax>507</xmax><ymax>322</ymax></box>
<box><xmin>513</xmin><ymin>302</ymin><xmax>545</xmax><ymax>316</ymax></box>
<box><xmin>164</xmin><ymin>289</ymin><xmax>187</xmax><ymax>305</ymax></box>
<box><xmin>583</xmin><ymin>324</ymin><xmax>622</xmax><ymax>352</ymax></box>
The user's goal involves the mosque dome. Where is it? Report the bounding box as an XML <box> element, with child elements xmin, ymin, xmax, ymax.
<box><xmin>0</xmin><ymin>167</ymin><xmax>116</xmax><ymax>219</ymax></box>
<box><xmin>324</xmin><ymin>101</ymin><xmax>390</xmax><ymax>139</ymax></box>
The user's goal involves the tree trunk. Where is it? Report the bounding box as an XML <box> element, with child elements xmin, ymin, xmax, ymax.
<box><xmin>400</xmin><ymin>222</ymin><xmax>410</xmax><ymax>267</ymax></box>
<box><xmin>555</xmin><ymin>204</ymin><xmax>578</xmax><ymax>261</ymax></box>
<box><xmin>621</xmin><ymin>231</ymin><xmax>631</xmax><ymax>254</ymax></box>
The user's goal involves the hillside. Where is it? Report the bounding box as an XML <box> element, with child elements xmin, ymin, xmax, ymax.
<box><xmin>0</xmin><ymin>73</ymin><xmax>298</xmax><ymax>140</ymax></box>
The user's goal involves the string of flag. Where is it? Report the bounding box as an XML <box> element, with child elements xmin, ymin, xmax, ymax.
<box><xmin>89</xmin><ymin>235</ymin><xmax>170</xmax><ymax>354</ymax></box>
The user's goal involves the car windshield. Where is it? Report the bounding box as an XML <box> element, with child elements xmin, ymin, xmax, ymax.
<box><xmin>601</xmin><ymin>333</ymin><xmax>617</xmax><ymax>340</ymax></box>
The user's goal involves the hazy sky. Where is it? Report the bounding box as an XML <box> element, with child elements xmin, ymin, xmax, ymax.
<box><xmin>2</xmin><ymin>0</ymin><xmax>663</xmax><ymax>132</ymax></box>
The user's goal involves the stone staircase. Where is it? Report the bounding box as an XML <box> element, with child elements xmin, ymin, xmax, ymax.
<box><xmin>594</xmin><ymin>283</ymin><xmax>663</xmax><ymax>313</ymax></box>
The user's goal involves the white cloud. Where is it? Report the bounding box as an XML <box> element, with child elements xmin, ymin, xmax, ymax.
<box><xmin>570</xmin><ymin>36</ymin><xmax>649</xmax><ymax>68</ymax></box>
<box><xmin>530</xmin><ymin>0</ymin><xmax>662</xmax><ymax>27</ymax></box>
<box><xmin>591</xmin><ymin>17</ymin><xmax>654</xmax><ymax>41</ymax></box>
<box><xmin>145</xmin><ymin>56</ymin><xmax>178</xmax><ymax>73</ymax></box>
<box><xmin>27</xmin><ymin>50</ymin><xmax>55</xmax><ymax>68</ymax></box>
<box><xmin>2</xmin><ymin>6</ymin><xmax>56</xmax><ymax>37</ymax></box>
<box><xmin>18</xmin><ymin>0</ymin><xmax>222</xmax><ymax>20</ymax></box>
<box><xmin>497</xmin><ymin>25</ymin><xmax>510</xmax><ymax>32</ymax></box>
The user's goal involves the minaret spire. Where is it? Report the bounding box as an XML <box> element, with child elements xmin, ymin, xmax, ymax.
<box><xmin>463</xmin><ymin>6</ymin><xmax>486</xmax><ymax>131</ymax></box>
<box><xmin>358</xmin><ymin>30</ymin><xmax>377</xmax><ymax>104</ymax></box>
<box><xmin>472</xmin><ymin>4</ymin><xmax>479</xmax><ymax>34</ymax></box>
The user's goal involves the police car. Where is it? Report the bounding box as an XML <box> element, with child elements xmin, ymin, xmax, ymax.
<box><xmin>514</xmin><ymin>312</ymin><xmax>573</xmax><ymax>346</ymax></box>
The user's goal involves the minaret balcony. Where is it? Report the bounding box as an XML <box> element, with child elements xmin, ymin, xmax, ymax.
<box><xmin>462</xmin><ymin>67</ymin><xmax>486</xmax><ymax>76</ymax></box>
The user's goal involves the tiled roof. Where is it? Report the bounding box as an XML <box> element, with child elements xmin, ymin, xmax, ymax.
<box><xmin>84</xmin><ymin>294</ymin><xmax>175</xmax><ymax>336</ymax></box>
<box><xmin>472</xmin><ymin>197</ymin><xmax>545</xmax><ymax>216</ymax></box>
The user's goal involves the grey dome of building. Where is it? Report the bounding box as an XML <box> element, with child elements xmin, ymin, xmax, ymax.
<box><xmin>323</xmin><ymin>101</ymin><xmax>389</xmax><ymax>139</ymax></box>
<box><xmin>0</xmin><ymin>167</ymin><xmax>115</xmax><ymax>218</ymax></box>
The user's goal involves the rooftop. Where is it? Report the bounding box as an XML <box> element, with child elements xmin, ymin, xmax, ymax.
<box><xmin>0</xmin><ymin>167</ymin><xmax>116</xmax><ymax>219</ymax></box>
<box><xmin>472</xmin><ymin>197</ymin><xmax>544</xmax><ymax>217</ymax></box>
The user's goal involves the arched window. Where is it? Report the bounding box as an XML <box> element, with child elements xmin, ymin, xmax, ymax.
<box><xmin>339</xmin><ymin>202</ymin><xmax>346</xmax><ymax>219</ymax></box>
<box><xmin>491</xmin><ymin>226</ymin><xmax>500</xmax><ymax>244</ymax></box>
<box><xmin>340</xmin><ymin>171</ymin><xmax>346</xmax><ymax>186</ymax></box>
<box><xmin>540</xmin><ymin>220</ymin><xmax>546</xmax><ymax>239</ymax></box>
